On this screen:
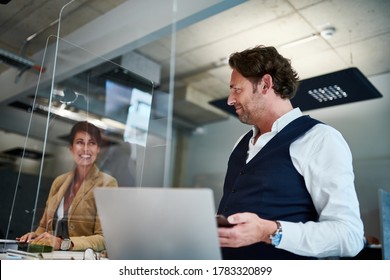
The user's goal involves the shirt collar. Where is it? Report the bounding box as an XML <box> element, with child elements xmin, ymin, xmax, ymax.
<box><xmin>252</xmin><ymin>107</ymin><xmax>303</xmax><ymax>135</ymax></box>
<box><xmin>273</xmin><ymin>107</ymin><xmax>303</xmax><ymax>132</ymax></box>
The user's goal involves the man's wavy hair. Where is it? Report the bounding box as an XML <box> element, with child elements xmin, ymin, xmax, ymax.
<box><xmin>228</xmin><ymin>45</ymin><xmax>299</xmax><ymax>99</ymax></box>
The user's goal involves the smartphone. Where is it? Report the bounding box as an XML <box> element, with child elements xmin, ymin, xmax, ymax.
<box><xmin>216</xmin><ymin>214</ymin><xmax>234</xmax><ymax>227</ymax></box>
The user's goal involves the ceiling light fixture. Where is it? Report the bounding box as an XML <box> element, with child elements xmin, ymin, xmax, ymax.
<box><xmin>209</xmin><ymin>67</ymin><xmax>382</xmax><ymax>114</ymax></box>
<box><xmin>0</xmin><ymin>48</ymin><xmax>46</xmax><ymax>82</ymax></box>
<box><xmin>291</xmin><ymin>67</ymin><xmax>382</xmax><ymax>111</ymax></box>
<box><xmin>279</xmin><ymin>26</ymin><xmax>336</xmax><ymax>49</ymax></box>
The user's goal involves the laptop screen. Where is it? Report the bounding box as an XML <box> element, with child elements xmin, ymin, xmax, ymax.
<box><xmin>94</xmin><ymin>187</ymin><xmax>221</xmax><ymax>260</ymax></box>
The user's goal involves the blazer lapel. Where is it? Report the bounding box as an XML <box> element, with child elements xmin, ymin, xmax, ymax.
<box><xmin>67</xmin><ymin>165</ymin><xmax>98</xmax><ymax>217</ymax></box>
<box><xmin>45</xmin><ymin>172</ymin><xmax>74</xmax><ymax>229</ymax></box>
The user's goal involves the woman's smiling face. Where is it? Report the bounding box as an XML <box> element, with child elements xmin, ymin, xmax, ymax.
<box><xmin>69</xmin><ymin>131</ymin><xmax>100</xmax><ymax>167</ymax></box>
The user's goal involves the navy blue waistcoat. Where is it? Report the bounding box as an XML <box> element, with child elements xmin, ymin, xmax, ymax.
<box><xmin>217</xmin><ymin>115</ymin><xmax>321</xmax><ymax>259</ymax></box>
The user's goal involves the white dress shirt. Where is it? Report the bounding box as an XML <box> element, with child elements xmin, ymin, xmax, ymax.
<box><xmin>238</xmin><ymin>108</ymin><xmax>364</xmax><ymax>257</ymax></box>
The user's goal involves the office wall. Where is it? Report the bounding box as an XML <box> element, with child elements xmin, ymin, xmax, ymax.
<box><xmin>184</xmin><ymin>71</ymin><xmax>390</xmax><ymax>240</ymax></box>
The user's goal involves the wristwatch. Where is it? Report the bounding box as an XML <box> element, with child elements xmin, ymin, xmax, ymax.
<box><xmin>60</xmin><ymin>238</ymin><xmax>73</xmax><ymax>251</ymax></box>
<box><xmin>270</xmin><ymin>221</ymin><xmax>282</xmax><ymax>246</ymax></box>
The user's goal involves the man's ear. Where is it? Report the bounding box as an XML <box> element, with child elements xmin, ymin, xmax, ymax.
<box><xmin>261</xmin><ymin>74</ymin><xmax>272</xmax><ymax>92</ymax></box>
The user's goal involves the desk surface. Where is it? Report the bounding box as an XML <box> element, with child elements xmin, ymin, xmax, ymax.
<box><xmin>1</xmin><ymin>250</ymin><xmax>107</xmax><ymax>260</ymax></box>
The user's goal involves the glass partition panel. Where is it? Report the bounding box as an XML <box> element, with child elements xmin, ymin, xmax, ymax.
<box><xmin>3</xmin><ymin>1</ymin><xmax>162</xmax><ymax>256</ymax></box>
<box><xmin>1</xmin><ymin>0</ymin><xmax>241</xmax><ymax>258</ymax></box>
<box><xmin>41</xmin><ymin>36</ymin><xmax>155</xmax><ymax>186</ymax></box>
<box><xmin>4</xmin><ymin>35</ymin><xmax>155</xmax><ymax>253</ymax></box>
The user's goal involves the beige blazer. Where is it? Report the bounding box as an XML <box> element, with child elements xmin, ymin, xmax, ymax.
<box><xmin>35</xmin><ymin>164</ymin><xmax>118</xmax><ymax>251</ymax></box>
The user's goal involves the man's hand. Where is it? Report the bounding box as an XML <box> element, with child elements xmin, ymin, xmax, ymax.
<box><xmin>218</xmin><ymin>212</ymin><xmax>277</xmax><ymax>248</ymax></box>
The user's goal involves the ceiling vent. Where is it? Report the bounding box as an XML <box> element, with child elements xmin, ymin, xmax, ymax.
<box><xmin>174</xmin><ymin>86</ymin><xmax>228</xmax><ymax>126</ymax></box>
<box><xmin>210</xmin><ymin>67</ymin><xmax>382</xmax><ymax>115</ymax></box>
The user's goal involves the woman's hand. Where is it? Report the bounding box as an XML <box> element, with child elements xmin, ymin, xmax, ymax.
<box><xmin>18</xmin><ymin>232</ymin><xmax>62</xmax><ymax>250</ymax></box>
<box><xmin>17</xmin><ymin>232</ymin><xmax>37</xmax><ymax>243</ymax></box>
<box><xmin>31</xmin><ymin>232</ymin><xmax>62</xmax><ymax>250</ymax></box>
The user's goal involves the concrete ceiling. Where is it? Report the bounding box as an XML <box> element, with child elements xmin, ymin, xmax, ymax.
<box><xmin>0</xmin><ymin>0</ymin><xmax>389</xmax><ymax>132</ymax></box>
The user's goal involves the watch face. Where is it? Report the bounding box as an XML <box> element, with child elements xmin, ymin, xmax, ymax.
<box><xmin>271</xmin><ymin>233</ymin><xmax>282</xmax><ymax>246</ymax></box>
<box><xmin>61</xmin><ymin>239</ymin><xmax>72</xmax><ymax>251</ymax></box>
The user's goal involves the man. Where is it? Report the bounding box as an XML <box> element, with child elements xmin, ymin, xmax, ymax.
<box><xmin>217</xmin><ymin>45</ymin><xmax>364</xmax><ymax>259</ymax></box>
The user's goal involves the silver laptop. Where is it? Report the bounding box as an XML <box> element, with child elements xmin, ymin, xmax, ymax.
<box><xmin>94</xmin><ymin>187</ymin><xmax>222</xmax><ymax>260</ymax></box>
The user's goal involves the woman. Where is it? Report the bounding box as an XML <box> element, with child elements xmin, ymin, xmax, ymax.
<box><xmin>18</xmin><ymin>121</ymin><xmax>118</xmax><ymax>251</ymax></box>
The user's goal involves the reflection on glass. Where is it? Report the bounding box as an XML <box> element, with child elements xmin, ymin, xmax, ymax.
<box><xmin>4</xmin><ymin>36</ymin><xmax>157</xmax><ymax>253</ymax></box>
<box><xmin>105</xmin><ymin>80</ymin><xmax>152</xmax><ymax>147</ymax></box>
<box><xmin>16</xmin><ymin>121</ymin><xmax>118</xmax><ymax>252</ymax></box>
<box><xmin>3</xmin><ymin>0</ymin><xmax>179</xmax><ymax>259</ymax></box>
